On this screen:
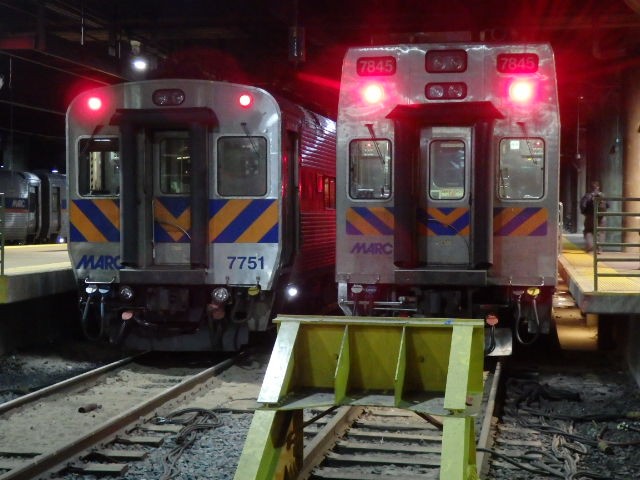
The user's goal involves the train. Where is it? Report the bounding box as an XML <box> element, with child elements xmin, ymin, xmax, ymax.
<box><xmin>65</xmin><ymin>79</ymin><xmax>336</xmax><ymax>351</ymax></box>
<box><xmin>0</xmin><ymin>169</ymin><xmax>67</xmax><ymax>244</ymax></box>
<box><xmin>66</xmin><ymin>42</ymin><xmax>560</xmax><ymax>354</ymax></box>
<box><xmin>335</xmin><ymin>43</ymin><xmax>560</xmax><ymax>353</ymax></box>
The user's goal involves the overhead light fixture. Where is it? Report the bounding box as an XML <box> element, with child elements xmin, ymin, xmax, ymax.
<box><xmin>130</xmin><ymin>40</ymin><xmax>149</xmax><ymax>72</ymax></box>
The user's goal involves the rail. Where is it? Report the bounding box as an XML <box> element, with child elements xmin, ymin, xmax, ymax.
<box><xmin>0</xmin><ymin>192</ymin><xmax>4</xmax><ymax>276</ymax></box>
<box><xmin>593</xmin><ymin>196</ymin><xmax>640</xmax><ymax>291</ymax></box>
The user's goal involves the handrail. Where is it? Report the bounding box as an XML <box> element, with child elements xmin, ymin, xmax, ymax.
<box><xmin>0</xmin><ymin>192</ymin><xmax>4</xmax><ymax>276</ymax></box>
<box><xmin>593</xmin><ymin>197</ymin><xmax>640</xmax><ymax>291</ymax></box>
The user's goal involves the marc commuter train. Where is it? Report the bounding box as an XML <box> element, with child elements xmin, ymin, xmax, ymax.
<box><xmin>336</xmin><ymin>43</ymin><xmax>560</xmax><ymax>350</ymax></box>
<box><xmin>66</xmin><ymin>79</ymin><xmax>336</xmax><ymax>351</ymax></box>
<box><xmin>0</xmin><ymin>169</ymin><xmax>67</xmax><ymax>244</ymax></box>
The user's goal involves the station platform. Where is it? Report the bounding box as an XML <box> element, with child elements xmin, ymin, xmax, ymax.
<box><xmin>559</xmin><ymin>234</ymin><xmax>640</xmax><ymax>314</ymax></box>
<box><xmin>0</xmin><ymin>244</ymin><xmax>74</xmax><ymax>304</ymax></box>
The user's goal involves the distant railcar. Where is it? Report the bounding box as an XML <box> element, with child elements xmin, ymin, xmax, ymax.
<box><xmin>0</xmin><ymin>170</ymin><xmax>41</xmax><ymax>244</ymax></box>
<box><xmin>33</xmin><ymin>170</ymin><xmax>67</xmax><ymax>243</ymax></box>
<box><xmin>335</xmin><ymin>43</ymin><xmax>560</xmax><ymax>350</ymax></box>
<box><xmin>66</xmin><ymin>79</ymin><xmax>336</xmax><ymax>351</ymax></box>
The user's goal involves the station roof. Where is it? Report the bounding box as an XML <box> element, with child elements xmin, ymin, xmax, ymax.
<box><xmin>0</xmin><ymin>0</ymin><xmax>639</xmax><ymax>168</ymax></box>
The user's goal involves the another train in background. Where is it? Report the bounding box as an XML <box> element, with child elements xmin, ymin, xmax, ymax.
<box><xmin>0</xmin><ymin>169</ymin><xmax>67</xmax><ymax>244</ymax></box>
<box><xmin>66</xmin><ymin>79</ymin><xmax>336</xmax><ymax>351</ymax></box>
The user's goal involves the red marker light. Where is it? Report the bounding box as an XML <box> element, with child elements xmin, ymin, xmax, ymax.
<box><xmin>362</xmin><ymin>83</ymin><xmax>384</xmax><ymax>104</ymax></box>
<box><xmin>508</xmin><ymin>79</ymin><xmax>535</xmax><ymax>104</ymax></box>
<box><xmin>238</xmin><ymin>93</ymin><xmax>253</xmax><ymax>108</ymax></box>
<box><xmin>87</xmin><ymin>96</ymin><xmax>103</xmax><ymax>111</ymax></box>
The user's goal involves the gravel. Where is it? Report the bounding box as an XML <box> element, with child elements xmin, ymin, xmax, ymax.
<box><xmin>0</xmin><ymin>342</ymin><xmax>125</xmax><ymax>404</ymax></box>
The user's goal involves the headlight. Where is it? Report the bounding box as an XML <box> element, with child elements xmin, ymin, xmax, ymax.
<box><xmin>212</xmin><ymin>287</ymin><xmax>230</xmax><ymax>304</ymax></box>
<box><xmin>286</xmin><ymin>284</ymin><xmax>299</xmax><ymax>299</ymax></box>
<box><xmin>119</xmin><ymin>285</ymin><xmax>134</xmax><ymax>301</ymax></box>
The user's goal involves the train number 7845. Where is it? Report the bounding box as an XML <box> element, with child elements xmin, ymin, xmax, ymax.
<box><xmin>226</xmin><ymin>256</ymin><xmax>265</xmax><ymax>270</ymax></box>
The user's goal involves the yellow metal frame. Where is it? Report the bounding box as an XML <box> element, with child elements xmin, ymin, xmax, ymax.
<box><xmin>234</xmin><ymin>315</ymin><xmax>484</xmax><ymax>480</ymax></box>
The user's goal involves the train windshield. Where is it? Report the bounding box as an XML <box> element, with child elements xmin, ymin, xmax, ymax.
<box><xmin>429</xmin><ymin>140</ymin><xmax>465</xmax><ymax>200</ymax></box>
<box><xmin>159</xmin><ymin>136</ymin><xmax>190</xmax><ymax>194</ymax></box>
<box><xmin>348</xmin><ymin>139</ymin><xmax>391</xmax><ymax>199</ymax></box>
<box><xmin>217</xmin><ymin>136</ymin><xmax>267</xmax><ymax>196</ymax></box>
<box><xmin>78</xmin><ymin>137</ymin><xmax>120</xmax><ymax>196</ymax></box>
<box><xmin>498</xmin><ymin>137</ymin><xmax>545</xmax><ymax>199</ymax></box>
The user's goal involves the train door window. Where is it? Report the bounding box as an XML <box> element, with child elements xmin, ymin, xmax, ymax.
<box><xmin>348</xmin><ymin>139</ymin><xmax>391</xmax><ymax>199</ymax></box>
<box><xmin>52</xmin><ymin>187</ymin><xmax>60</xmax><ymax>215</ymax></box>
<box><xmin>498</xmin><ymin>138</ymin><xmax>545</xmax><ymax>199</ymax></box>
<box><xmin>429</xmin><ymin>140</ymin><xmax>465</xmax><ymax>200</ymax></box>
<box><xmin>78</xmin><ymin>137</ymin><xmax>120</xmax><ymax>196</ymax></box>
<box><xmin>52</xmin><ymin>186</ymin><xmax>61</xmax><ymax>228</ymax></box>
<box><xmin>324</xmin><ymin>176</ymin><xmax>336</xmax><ymax>209</ymax></box>
<box><xmin>159</xmin><ymin>136</ymin><xmax>190</xmax><ymax>194</ymax></box>
<box><xmin>217</xmin><ymin>136</ymin><xmax>267</xmax><ymax>196</ymax></box>
<box><xmin>28</xmin><ymin>187</ymin><xmax>37</xmax><ymax>214</ymax></box>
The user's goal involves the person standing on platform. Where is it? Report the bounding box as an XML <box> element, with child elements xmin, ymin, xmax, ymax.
<box><xmin>580</xmin><ymin>181</ymin><xmax>609</xmax><ymax>253</ymax></box>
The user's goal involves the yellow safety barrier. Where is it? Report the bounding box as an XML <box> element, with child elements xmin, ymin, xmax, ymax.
<box><xmin>234</xmin><ymin>315</ymin><xmax>484</xmax><ymax>480</ymax></box>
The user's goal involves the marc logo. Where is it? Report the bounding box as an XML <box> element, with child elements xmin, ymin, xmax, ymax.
<box><xmin>350</xmin><ymin>242</ymin><xmax>393</xmax><ymax>255</ymax></box>
<box><xmin>75</xmin><ymin>255</ymin><xmax>122</xmax><ymax>270</ymax></box>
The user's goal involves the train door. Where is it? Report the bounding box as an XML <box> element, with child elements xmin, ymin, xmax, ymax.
<box><xmin>280</xmin><ymin>131</ymin><xmax>300</xmax><ymax>266</ymax></box>
<box><xmin>152</xmin><ymin>131</ymin><xmax>192</xmax><ymax>266</ymax></box>
<box><xmin>116</xmin><ymin>111</ymin><xmax>212</xmax><ymax>272</ymax></box>
<box><xmin>418</xmin><ymin>127</ymin><xmax>471</xmax><ymax>266</ymax></box>
<box><xmin>27</xmin><ymin>182</ymin><xmax>40</xmax><ymax>242</ymax></box>
<box><xmin>51</xmin><ymin>186</ymin><xmax>61</xmax><ymax>236</ymax></box>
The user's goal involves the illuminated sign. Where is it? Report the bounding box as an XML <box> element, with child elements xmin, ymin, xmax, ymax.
<box><xmin>497</xmin><ymin>53</ymin><xmax>539</xmax><ymax>73</ymax></box>
<box><xmin>356</xmin><ymin>56</ymin><xmax>396</xmax><ymax>76</ymax></box>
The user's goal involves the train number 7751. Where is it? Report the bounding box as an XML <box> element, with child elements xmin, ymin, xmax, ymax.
<box><xmin>227</xmin><ymin>256</ymin><xmax>265</xmax><ymax>270</ymax></box>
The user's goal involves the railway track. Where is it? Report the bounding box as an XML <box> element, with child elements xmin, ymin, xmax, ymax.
<box><xmin>294</xmin><ymin>365</ymin><xmax>501</xmax><ymax>480</ymax></box>
<box><xmin>0</xmin><ymin>352</ymin><xmax>256</xmax><ymax>479</ymax></box>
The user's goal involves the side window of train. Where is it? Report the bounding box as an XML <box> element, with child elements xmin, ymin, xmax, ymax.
<box><xmin>429</xmin><ymin>140</ymin><xmax>465</xmax><ymax>200</ymax></box>
<box><xmin>78</xmin><ymin>137</ymin><xmax>120</xmax><ymax>196</ymax></box>
<box><xmin>217</xmin><ymin>136</ymin><xmax>267</xmax><ymax>196</ymax></box>
<box><xmin>498</xmin><ymin>137</ymin><xmax>545</xmax><ymax>200</ymax></box>
<box><xmin>349</xmin><ymin>139</ymin><xmax>391</xmax><ymax>200</ymax></box>
<box><xmin>324</xmin><ymin>176</ymin><xmax>336</xmax><ymax>209</ymax></box>
<box><xmin>159</xmin><ymin>137</ymin><xmax>190</xmax><ymax>194</ymax></box>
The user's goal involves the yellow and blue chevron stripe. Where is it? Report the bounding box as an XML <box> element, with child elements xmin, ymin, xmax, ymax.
<box><xmin>494</xmin><ymin>207</ymin><xmax>548</xmax><ymax>236</ymax></box>
<box><xmin>418</xmin><ymin>207</ymin><xmax>470</xmax><ymax>236</ymax></box>
<box><xmin>70</xmin><ymin>198</ymin><xmax>279</xmax><ymax>244</ymax></box>
<box><xmin>210</xmin><ymin>199</ymin><xmax>278</xmax><ymax>243</ymax></box>
<box><xmin>346</xmin><ymin>207</ymin><xmax>394</xmax><ymax>235</ymax></box>
<box><xmin>154</xmin><ymin>197</ymin><xmax>191</xmax><ymax>242</ymax></box>
<box><xmin>70</xmin><ymin>199</ymin><xmax>120</xmax><ymax>242</ymax></box>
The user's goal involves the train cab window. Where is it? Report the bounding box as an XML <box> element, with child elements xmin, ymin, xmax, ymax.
<box><xmin>429</xmin><ymin>140</ymin><xmax>465</xmax><ymax>200</ymax></box>
<box><xmin>159</xmin><ymin>137</ymin><xmax>191</xmax><ymax>194</ymax></box>
<box><xmin>349</xmin><ymin>139</ymin><xmax>391</xmax><ymax>199</ymax></box>
<box><xmin>78</xmin><ymin>138</ymin><xmax>120</xmax><ymax>196</ymax></box>
<box><xmin>217</xmin><ymin>136</ymin><xmax>267</xmax><ymax>196</ymax></box>
<box><xmin>498</xmin><ymin>138</ymin><xmax>545</xmax><ymax>200</ymax></box>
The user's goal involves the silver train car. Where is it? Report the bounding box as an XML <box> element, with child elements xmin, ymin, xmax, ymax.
<box><xmin>66</xmin><ymin>79</ymin><xmax>336</xmax><ymax>351</ymax></box>
<box><xmin>33</xmin><ymin>170</ymin><xmax>68</xmax><ymax>243</ymax></box>
<box><xmin>0</xmin><ymin>170</ymin><xmax>67</xmax><ymax>245</ymax></box>
<box><xmin>335</xmin><ymin>43</ymin><xmax>560</xmax><ymax>351</ymax></box>
<box><xmin>0</xmin><ymin>170</ymin><xmax>41</xmax><ymax>244</ymax></box>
